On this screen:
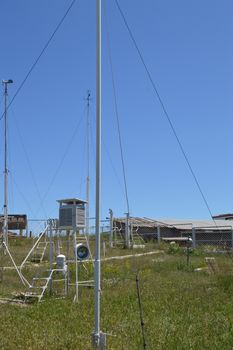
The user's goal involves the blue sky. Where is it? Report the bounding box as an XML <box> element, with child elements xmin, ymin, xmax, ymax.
<box><xmin>1</xmin><ymin>0</ymin><xmax>233</xmax><ymax>230</ymax></box>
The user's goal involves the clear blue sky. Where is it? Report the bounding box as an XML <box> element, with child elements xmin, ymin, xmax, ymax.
<box><xmin>1</xmin><ymin>1</ymin><xmax>233</xmax><ymax>231</ymax></box>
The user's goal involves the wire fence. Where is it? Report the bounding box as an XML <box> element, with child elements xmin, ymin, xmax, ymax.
<box><xmin>192</xmin><ymin>227</ymin><xmax>233</xmax><ymax>250</ymax></box>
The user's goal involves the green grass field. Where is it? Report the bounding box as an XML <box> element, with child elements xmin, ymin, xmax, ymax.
<box><xmin>1</xmin><ymin>238</ymin><xmax>233</xmax><ymax>349</ymax></box>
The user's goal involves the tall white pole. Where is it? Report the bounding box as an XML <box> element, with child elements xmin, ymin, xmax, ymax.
<box><xmin>2</xmin><ymin>79</ymin><xmax>13</xmax><ymax>248</ymax></box>
<box><xmin>86</xmin><ymin>91</ymin><xmax>91</xmax><ymax>237</ymax></box>
<box><xmin>93</xmin><ymin>0</ymin><xmax>102</xmax><ymax>346</ymax></box>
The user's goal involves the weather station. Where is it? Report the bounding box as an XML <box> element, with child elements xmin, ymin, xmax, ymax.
<box><xmin>57</xmin><ymin>197</ymin><xmax>93</xmax><ymax>303</ymax></box>
<box><xmin>57</xmin><ymin>198</ymin><xmax>86</xmax><ymax>230</ymax></box>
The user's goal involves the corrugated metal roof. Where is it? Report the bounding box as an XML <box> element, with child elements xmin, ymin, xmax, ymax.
<box><xmin>156</xmin><ymin>218</ymin><xmax>233</xmax><ymax>230</ymax></box>
<box><xmin>114</xmin><ymin>217</ymin><xmax>163</xmax><ymax>228</ymax></box>
<box><xmin>114</xmin><ymin>217</ymin><xmax>233</xmax><ymax>231</ymax></box>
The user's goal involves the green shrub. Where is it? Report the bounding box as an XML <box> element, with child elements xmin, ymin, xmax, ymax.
<box><xmin>167</xmin><ymin>243</ymin><xmax>183</xmax><ymax>255</ymax></box>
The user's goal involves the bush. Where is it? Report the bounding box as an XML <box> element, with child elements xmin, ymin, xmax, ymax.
<box><xmin>167</xmin><ymin>243</ymin><xmax>183</xmax><ymax>255</ymax></box>
<box><xmin>176</xmin><ymin>261</ymin><xmax>195</xmax><ymax>272</ymax></box>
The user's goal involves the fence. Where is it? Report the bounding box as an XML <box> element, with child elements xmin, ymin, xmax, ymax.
<box><xmin>191</xmin><ymin>226</ymin><xmax>233</xmax><ymax>249</ymax></box>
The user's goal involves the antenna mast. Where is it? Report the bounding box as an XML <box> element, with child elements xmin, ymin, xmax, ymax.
<box><xmin>86</xmin><ymin>90</ymin><xmax>91</xmax><ymax>236</ymax></box>
<box><xmin>2</xmin><ymin>79</ymin><xmax>13</xmax><ymax>248</ymax></box>
<box><xmin>92</xmin><ymin>0</ymin><xmax>105</xmax><ymax>348</ymax></box>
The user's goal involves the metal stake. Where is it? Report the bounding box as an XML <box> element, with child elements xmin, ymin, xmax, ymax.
<box><xmin>136</xmin><ymin>272</ymin><xmax>147</xmax><ymax>349</ymax></box>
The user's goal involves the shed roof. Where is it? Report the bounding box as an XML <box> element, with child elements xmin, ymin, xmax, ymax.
<box><xmin>57</xmin><ymin>198</ymin><xmax>87</xmax><ymax>205</ymax></box>
<box><xmin>113</xmin><ymin>217</ymin><xmax>233</xmax><ymax>231</ymax></box>
<box><xmin>212</xmin><ymin>213</ymin><xmax>233</xmax><ymax>220</ymax></box>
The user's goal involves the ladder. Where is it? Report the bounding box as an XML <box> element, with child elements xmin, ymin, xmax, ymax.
<box><xmin>31</xmin><ymin>241</ymin><xmax>49</xmax><ymax>263</ymax></box>
<box><xmin>131</xmin><ymin>226</ymin><xmax>145</xmax><ymax>248</ymax></box>
<box><xmin>24</xmin><ymin>269</ymin><xmax>66</xmax><ymax>303</ymax></box>
<box><xmin>205</xmin><ymin>257</ymin><xmax>219</xmax><ymax>274</ymax></box>
<box><xmin>112</xmin><ymin>225</ymin><xmax>125</xmax><ymax>247</ymax></box>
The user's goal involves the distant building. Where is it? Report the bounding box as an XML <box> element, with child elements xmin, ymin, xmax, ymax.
<box><xmin>113</xmin><ymin>216</ymin><xmax>233</xmax><ymax>247</ymax></box>
<box><xmin>0</xmin><ymin>214</ymin><xmax>27</xmax><ymax>231</ymax></box>
<box><xmin>212</xmin><ymin>213</ymin><xmax>233</xmax><ymax>221</ymax></box>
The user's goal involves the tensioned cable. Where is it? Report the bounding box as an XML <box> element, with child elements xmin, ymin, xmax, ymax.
<box><xmin>89</xmin><ymin>104</ymin><xmax>96</xmax><ymax>166</ymax></box>
<box><xmin>104</xmin><ymin>1</ymin><xmax>130</xmax><ymax>214</ymax></box>
<box><xmin>0</xmin><ymin>0</ymin><xmax>78</xmax><ymax>121</ymax></box>
<box><xmin>0</xmin><ymin>93</ymin><xmax>4</xmax><ymax>110</ymax></box>
<box><xmin>10</xmin><ymin>173</ymin><xmax>36</xmax><ymax>218</ymax></box>
<box><xmin>102</xmin><ymin>138</ymin><xmax>126</xmax><ymax>198</ymax></box>
<box><xmin>10</xmin><ymin>105</ymin><xmax>48</xmax><ymax>219</ymax></box>
<box><xmin>7</xmin><ymin>115</ymin><xmax>15</xmax><ymax>213</ymax></box>
<box><xmin>89</xmin><ymin>102</ymin><xmax>126</xmax><ymax>200</ymax></box>
<box><xmin>8</xmin><ymin>105</ymin><xmax>93</xmax><ymax>222</ymax></box>
<box><xmin>114</xmin><ymin>0</ymin><xmax>215</xmax><ymax>221</ymax></box>
<box><xmin>79</xmin><ymin>121</ymin><xmax>88</xmax><ymax>196</ymax></box>
<box><xmin>35</xmin><ymin>108</ymin><xmax>87</xmax><ymax>217</ymax></box>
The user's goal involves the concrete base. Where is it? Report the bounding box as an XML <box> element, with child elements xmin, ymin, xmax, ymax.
<box><xmin>132</xmin><ymin>244</ymin><xmax>145</xmax><ymax>249</ymax></box>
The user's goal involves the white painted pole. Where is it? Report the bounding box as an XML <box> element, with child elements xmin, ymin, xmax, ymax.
<box><xmin>2</xmin><ymin>80</ymin><xmax>13</xmax><ymax>248</ymax></box>
<box><xmin>74</xmin><ymin>230</ymin><xmax>78</xmax><ymax>303</ymax></box>
<box><xmin>103</xmin><ymin>241</ymin><xmax>106</xmax><ymax>258</ymax></box>
<box><xmin>20</xmin><ymin>225</ymin><xmax>48</xmax><ymax>271</ymax></box>
<box><xmin>49</xmin><ymin>220</ymin><xmax>53</xmax><ymax>294</ymax></box>
<box><xmin>93</xmin><ymin>0</ymin><xmax>102</xmax><ymax>346</ymax></box>
<box><xmin>125</xmin><ymin>212</ymin><xmax>130</xmax><ymax>248</ymax></box>
<box><xmin>2</xmin><ymin>241</ymin><xmax>30</xmax><ymax>287</ymax></box>
<box><xmin>109</xmin><ymin>209</ymin><xmax>113</xmax><ymax>247</ymax></box>
<box><xmin>49</xmin><ymin>220</ymin><xmax>53</xmax><ymax>272</ymax></box>
<box><xmin>192</xmin><ymin>227</ymin><xmax>196</xmax><ymax>248</ymax></box>
<box><xmin>86</xmin><ymin>91</ymin><xmax>91</xmax><ymax>240</ymax></box>
<box><xmin>157</xmin><ymin>225</ymin><xmax>161</xmax><ymax>245</ymax></box>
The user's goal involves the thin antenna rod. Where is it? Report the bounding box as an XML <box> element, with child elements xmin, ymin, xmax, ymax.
<box><xmin>86</xmin><ymin>90</ymin><xmax>91</xmax><ymax>236</ymax></box>
<box><xmin>2</xmin><ymin>79</ymin><xmax>13</xmax><ymax>247</ymax></box>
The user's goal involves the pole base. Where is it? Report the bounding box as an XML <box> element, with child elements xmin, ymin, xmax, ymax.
<box><xmin>91</xmin><ymin>331</ymin><xmax>106</xmax><ymax>349</ymax></box>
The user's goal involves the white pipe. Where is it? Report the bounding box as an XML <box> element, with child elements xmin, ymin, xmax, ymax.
<box><xmin>49</xmin><ymin>220</ymin><xmax>53</xmax><ymax>294</ymax></box>
<box><xmin>109</xmin><ymin>209</ymin><xmax>113</xmax><ymax>247</ymax></box>
<box><xmin>3</xmin><ymin>82</ymin><xmax>9</xmax><ymax>247</ymax></box>
<box><xmin>3</xmin><ymin>242</ymin><xmax>30</xmax><ymax>287</ymax></box>
<box><xmin>20</xmin><ymin>225</ymin><xmax>48</xmax><ymax>271</ymax></box>
<box><xmin>74</xmin><ymin>230</ymin><xmax>78</xmax><ymax>302</ymax></box>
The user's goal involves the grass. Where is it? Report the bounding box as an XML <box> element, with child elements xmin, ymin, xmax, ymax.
<box><xmin>1</xmin><ymin>238</ymin><xmax>233</xmax><ymax>349</ymax></box>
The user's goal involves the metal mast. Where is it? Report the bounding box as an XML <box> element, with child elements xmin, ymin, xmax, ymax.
<box><xmin>86</xmin><ymin>90</ymin><xmax>91</xmax><ymax>237</ymax></box>
<box><xmin>92</xmin><ymin>0</ymin><xmax>105</xmax><ymax>348</ymax></box>
<box><xmin>2</xmin><ymin>79</ymin><xmax>13</xmax><ymax>247</ymax></box>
